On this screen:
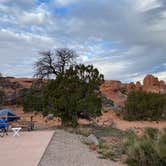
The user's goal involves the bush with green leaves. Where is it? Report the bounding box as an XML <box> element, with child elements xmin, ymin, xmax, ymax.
<box><xmin>124</xmin><ymin>91</ymin><xmax>166</xmax><ymax>121</ymax></box>
<box><xmin>43</xmin><ymin>64</ymin><xmax>104</xmax><ymax>126</ymax></box>
<box><xmin>17</xmin><ymin>81</ymin><xmax>43</xmax><ymax>112</ymax></box>
<box><xmin>0</xmin><ymin>90</ymin><xmax>5</xmax><ymax>106</ymax></box>
<box><xmin>124</xmin><ymin>128</ymin><xmax>166</xmax><ymax>166</ymax></box>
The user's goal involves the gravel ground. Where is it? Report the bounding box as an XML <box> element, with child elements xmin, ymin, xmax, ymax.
<box><xmin>39</xmin><ymin>130</ymin><xmax>123</xmax><ymax>166</ymax></box>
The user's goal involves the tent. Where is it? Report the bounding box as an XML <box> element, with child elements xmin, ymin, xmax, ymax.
<box><xmin>0</xmin><ymin>109</ymin><xmax>20</xmax><ymax>122</ymax></box>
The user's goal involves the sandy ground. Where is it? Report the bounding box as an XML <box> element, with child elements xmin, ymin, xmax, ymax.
<box><xmin>0</xmin><ymin>130</ymin><xmax>54</xmax><ymax>166</ymax></box>
<box><xmin>8</xmin><ymin>106</ymin><xmax>166</xmax><ymax>132</ymax></box>
<box><xmin>39</xmin><ymin>130</ymin><xmax>123</xmax><ymax>166</ymax></box>
<box><xmin>97</xmin><ymin>110</ymin><xmax>166</xmax><ymax>131</ymax></box>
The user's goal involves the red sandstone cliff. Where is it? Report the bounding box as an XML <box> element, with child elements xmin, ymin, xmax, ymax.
<box><xmin>100</xmin><ymin>74</ymin><xmax>166</xmax><ymax>106</ymax></box>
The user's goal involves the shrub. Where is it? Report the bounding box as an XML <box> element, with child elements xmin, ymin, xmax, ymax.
<box><xmin>0</xmin><ymin>90</ymin><xmax>5</xmax><ymax>106</ymax></box>
<box><xmin>124</xmin><ymin>91</ymin><xmax>166</xmax><ymax>121</ymax></box>
<box><xmin>124</xmin><ymin>128</ymin><xmax>166</xmax><ymax>166</ymax></box>
<box><xmin>17</xmin><ymin>81</ymin><xmax>43</xmax><ymax>113</ymax></box>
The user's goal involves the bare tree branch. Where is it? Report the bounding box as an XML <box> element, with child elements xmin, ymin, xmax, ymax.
<box><xmin>34</xmin><ymin>48</ymin><xmax>78</xmax><ymax>79</ymax></box>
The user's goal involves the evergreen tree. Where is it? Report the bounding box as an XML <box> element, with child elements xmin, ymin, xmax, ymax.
<box><xmin>43</xmin><ymin>64</ymin><xmax>104</xmax><ymax>126</ymax></box>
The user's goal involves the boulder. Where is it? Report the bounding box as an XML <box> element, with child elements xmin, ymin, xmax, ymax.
<box><xmin>89</xmin><ymin>144</ymin><xmax>97</xmax><ymax>151</ymax></box>
<box><xmin>86</xmin><ymin>134</ymin><xmax>99</xmax><ymax>146</ymax></box>
<box><xmin>47</xmin><ymin>114</ymin><xmax>54</xmax><ymax>120</ymax></box>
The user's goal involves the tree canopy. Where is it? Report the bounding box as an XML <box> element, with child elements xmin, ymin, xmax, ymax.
<box><xmin>42</xmin><ymin>64</ymin><xmax>104</xmax><ymax>126</ymax></box>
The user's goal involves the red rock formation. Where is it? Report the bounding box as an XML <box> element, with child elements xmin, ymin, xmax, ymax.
<box><xmin>100</xmin><ymin>74</ymin><xmax>166</xmax><ymax>106</ymax></box>
<box><xmin>127</xmin><ymin>82</ymin><xmax>136</xmax><ymax>91</ymax></box>
<box><xmin>136</xmin><ymin>81</ymin><xmax>142</xmax><ymax>91</ymax></box>
<box><xmin>100</xmin><ymin>80</ymin><xmax>127</xmax><ymax>106</ymax></box>
<box><xmin>159</xmin><ymin>80</ymin><xmax>166</xmax><ymax>94</ymax></box>
<box><xmin>0</xmin><ymin>77</ymin><xmax>35</xmax><ymax>104</ymax></box>
<box><xmin>143</xmin><ymin>74</ymin><xmax>166</xmax><ymax>94</ymax></box>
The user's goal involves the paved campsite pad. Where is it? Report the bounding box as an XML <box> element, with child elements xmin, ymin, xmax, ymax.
<box><xmin>39</xmin><ymin>130</ymin><xmax>122</xmax><ymax>166</ymax></box>
<box><xmin>0</xmin><ymin>131</ymin><xmax>54</xmax><ymax>166</ymax></box>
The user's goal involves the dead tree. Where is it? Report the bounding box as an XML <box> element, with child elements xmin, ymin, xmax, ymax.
<box><xmin>34</xmin><ymin>48</ymin><xmax>78</xmax><ymax>79</ymax></box>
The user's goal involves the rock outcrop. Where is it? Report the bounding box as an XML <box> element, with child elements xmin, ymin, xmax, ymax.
<box><xmin>136</xmin><ymin>81</ymin><xmax>142</xmax><ymax>91</ymax></box>
<box><xmin>100</xmin><ymin>74</ymin><xmax>166</xmax><ymax>106</ymax></box>
<box><xmin>100</xmin><ymin>80</ymin><xmax>127</xmax><ymax>106</ymax></box>
<box><xmin>143</xmin><ymin>75</ymin><xmax>166</xmax><ymax>94</ymax></box>
<box><xmin>0</xmin><ymin>77</ymin><xmax>34</xmax><ymax>105</ymax></box>
<box><xmin>127</xmin><ymin>82</ymin><xmax>136</xmax><ymax>92</ymax></box>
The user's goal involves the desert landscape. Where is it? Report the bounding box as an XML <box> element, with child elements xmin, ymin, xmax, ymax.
<box><xmin>0</xmin><ymin>72</ymin><xmax>166</xmax><ymax>166</ymax></box>
<box><xmin>1</xmin><ymin>0</ymin><xmax>166</xmax><ymax>166</ymax></box>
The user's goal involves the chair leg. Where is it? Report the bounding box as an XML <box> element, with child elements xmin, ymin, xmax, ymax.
<box><xmin>5</xmin><ymin>128</ymin><xmax>8</xmax><ymax>135</ymax></box>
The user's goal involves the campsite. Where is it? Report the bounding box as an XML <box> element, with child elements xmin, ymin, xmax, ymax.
<box><xmin>0</xmin><ymin>0</ymin><xmax>166</xmax><ymax>166</ymax></box>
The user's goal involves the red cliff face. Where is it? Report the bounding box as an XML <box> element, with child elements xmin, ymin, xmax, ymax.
<box><xmin>0</xmin><ymin>77</ymin><xmax>35</xmax><ymax>104</ymax></box>
<box><xmin>100</xmin><ymin>80</ymin><xmax>127</xmax><ymax>106</ymax></box>
<box><xmin>143</xmin><ymin>75</ymin><xmax>166</xmax><ymax>94</ymax></box>
<box><xmin>100</xmin><ymin>74</ymin><xmax>166</xmax><ymax>106</ymax></box>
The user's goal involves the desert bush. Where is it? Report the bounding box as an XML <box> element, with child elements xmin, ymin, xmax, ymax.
<box><xmin>17</xmin><ymin>85</ymin><xmax>43</xmax><ymax>113</ymax></box>
<box><xmin>124</xmin><ymin>91</ymin><xmax>166</xmax><ymax>121</ymax></box>
<box><xmin>0</xmin><ymin>90</ymin><xmax>5</xmax><ymax>106</ymax></box>
<box><xmin>124</xmin><ymin>128</ymin><xmax>166</xmax><ymax>166</ymax></box>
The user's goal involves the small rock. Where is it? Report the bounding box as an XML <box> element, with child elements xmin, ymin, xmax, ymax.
<box><xmin>127</xmin><ymin>127</ymin><xmax>135</xmax><ymax>133</ymax></box>
<box><xmin>86</xmin><ymin>134</ymin><xmax>99</xmax><ymax>146</ymax></box>
<box><xmin>47</xmin><ymin>114</ymin><xmax>54</xmax><ymax>120</ymax></box>
<box><xmin>89</xmin><ymin>144</ymin><xmax>97</xmax><ymax>151</ymax></box>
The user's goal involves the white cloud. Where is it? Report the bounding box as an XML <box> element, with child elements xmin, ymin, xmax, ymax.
<box><xmin>0</xmin><ymin>0</ymin><xmax>166</xmax><ymax>82</ymax></box>
<box><xmin>131</xmin><ymin>0</ymin><xmax>161</xmax><ymax>12</ymax></box>
<box><xmin>154</xmin><ymin>71</ymin><xmax>166</xmax><ymax>81</ymax></box>
<box><xmin>19</xmin><ymin>12</ymin><xmax>45</xmax><ymax>25</ymax></box>
<box><xmin>0</xmin><ymin>28</ymin><xmax>56</xmax><ymax>77</ymax></box>
<box><xmin>54</xmin><ymin>0</ymin><xmax>78</xmax><ymax>6</ymax></box>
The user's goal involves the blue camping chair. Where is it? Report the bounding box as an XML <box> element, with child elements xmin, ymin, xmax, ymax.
<box><xmin>0</xmin><ymin>119</ymin><xmax>9</xmax><ymax>137</ymax></box>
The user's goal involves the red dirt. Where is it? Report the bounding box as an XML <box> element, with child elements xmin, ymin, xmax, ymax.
<box><xmin>5</xmin><ymin>106</ymin><xmax>166</xmax><ymax>133</ymax></box>
<box><xmin>97</xmin><ymin>110</ymin><xmax>166</xmax><ymax>131</ymax></box>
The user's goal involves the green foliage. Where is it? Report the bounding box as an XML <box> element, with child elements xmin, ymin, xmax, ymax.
<box><xmin>124</xmin><ymin>91</ymin><xmax>166</xmax><ymax>121</ymax></box>
<box><xmin>0</xmin><ymin>90</ymin><xmax>5</xmax><ymax>106</ymax></box>
<box><xmin>124</xmin><ymin>128</ymin><xmax>166</xmax><ymax>166</ymax></box>
<box><xmin>43</xmin><ymin>64</ymin><xmax>104</xmax><ymax>127</ymax></box>
<box><xmin>17</xmin><ymin>82</ymin><xmax>43</xmax><ymax>113</ymax></box>
<box><xmin>97</xmin><ymin>141</ymin><xmax>124</xmax><ymax>161</ymax></box>
<box><xmin>144</xmin><ymin>127</ymin><xmax>159</xmax><ymax>140</ymax></box>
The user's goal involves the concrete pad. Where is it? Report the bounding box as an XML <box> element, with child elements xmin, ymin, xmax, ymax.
<box><xmin>0</xmin><ymin>130</ymin><xmax>54</xmax><ymax>166</ymax></box>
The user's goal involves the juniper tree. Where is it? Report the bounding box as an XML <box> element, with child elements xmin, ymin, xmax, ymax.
<box><xmin>42</xmin><ymin>64</ymin><xmax>104</xmax><ymax>126</ymax></box>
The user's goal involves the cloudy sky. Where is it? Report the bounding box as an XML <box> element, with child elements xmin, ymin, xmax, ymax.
<box><xmin>0</xmin><ymin>0</ymin><xmax>166</xmax><ymax>82</ymax></box>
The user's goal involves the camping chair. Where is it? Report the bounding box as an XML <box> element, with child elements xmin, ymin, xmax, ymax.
<box><xmin>0</xmin><ymin>119</ymin><xmax>9</xmax><ymax>137</ymax></box>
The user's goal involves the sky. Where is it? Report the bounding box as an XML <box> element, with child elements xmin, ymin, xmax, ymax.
<box><xmin>0</xmin><ymin>0</ymin><xmax>166</xmax><ymax>82</ymax></box>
